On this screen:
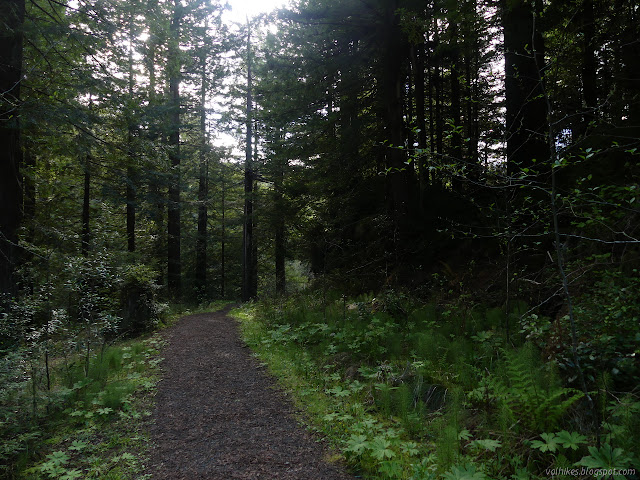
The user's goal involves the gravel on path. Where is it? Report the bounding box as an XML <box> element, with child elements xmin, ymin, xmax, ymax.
<box><xmin>147</xmin><ymin>306</ymin><xmax>356</xmax><ymax>480</ymax></box>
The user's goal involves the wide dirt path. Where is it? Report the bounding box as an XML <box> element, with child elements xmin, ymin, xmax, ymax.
<box><xmin>147</xmin><ymin>306</ymin><xmax>355</xmax><ymax>479</ymax></box>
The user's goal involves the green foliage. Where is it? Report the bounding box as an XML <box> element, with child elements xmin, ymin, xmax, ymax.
<box><xmin>469</xmin><ymin>343</ymin><xmax>583</xmax><ymax>433</ymax></box>
<box><xmin>600</xmin><ymin>393</ymin><xmax>640</xmax><ymax>465</ymax></box>
<box><xmin>239</xmin><ymin>291</ymin><xmax>640</xmax><ymax>480</ymax></box>
<box><xmin>443</xmin><ymin>463</ymin><xmax>490</xmax><ymax>480</ymax></box>
<box><xmin>120</xmin><ymin>264</ymin><xmax>163</xmax><ymax>335</ymax></box>
<box><xmin>575</xmin><ymin>445</ymin><xmax>633</xmax><ymax>478</ymax></box>
<box><xmin>570</xmin><ymin>271</ymin><xmax>640</xmax><ymax>388</ymax></box>
<box><xmin>0</xmin><ymin>334</ymin><xmax>163</xmax><ymax>478</ymax></box>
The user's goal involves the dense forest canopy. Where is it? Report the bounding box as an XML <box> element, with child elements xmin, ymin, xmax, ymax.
<box><xmin>1</xmin><ymin>0</ymin><xmax>639</xmax><ymax>476</ymax></box>
<box><xmin>1</xmin><ymin>0</ymin><xmax>638</xmax><ymax>301</ymax></box>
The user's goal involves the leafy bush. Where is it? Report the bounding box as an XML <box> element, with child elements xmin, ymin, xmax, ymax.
<box><xmin>119</xmin><ymin>264</ymin><xmax>162</xmax><ymax>335</ymax></box>
<box><xmin>244</xmin><ymin>290</ymin><xmax>640</xmax><ymax>479</ymax></box>
<box><xmin>571</xmin><ymin>270</ymin><xmax>640</xmax><ymax>388</ymax></box>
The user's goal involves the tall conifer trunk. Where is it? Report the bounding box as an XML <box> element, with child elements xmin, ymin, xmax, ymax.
<box><xmin>448</xmin><ymin>13</ymin><xmax>462</xmax><ymax>190</ymax></box>
<box><xmin>0</xmin><ymin>0</ymin><xmax>25</xmax><ymax>298</ymax></box>
<box><xmin>81</xmin><ymin>155</ymin><xmax>91</xmax><ymax>257</ymax></box>
<box><xmin>381</xmin><ymin>2</ymin><xmax>411</xmax><ymax>237</ymax></box>
<box><xmin>195</xmin><ymin>53</ymin><xmax>208</xmax><ymax>298</ymax></box>
<box><xmin>220</xmin><ymin>162</ymin><xmax>226</xmax><ymax>298</ymax></box>
<box><xmin>242</xmin><ymin>23</ymin><xmax>257</xmax><ymax>301</ymax></box>
<box><xmin>167</xmin><ymin>0</ymin><xmax>182</xmax><ymax>297</ymax></box>
<box><xmin>144</xmin><ymin>4</ymin><xmax>164</xmax><ymax>285</ymax></box>
<box><xmin>503</xmin><ymin>0</ymin><xmax>549</xmax><ymax>176</ymax></box>
<box><xmin>22</xmin><ymin>140</ymin><xmax>35</xmax><ymax>258</ymax></box>
<box><xmin>274</xmin><ymin>148</ymin><xmax>286</xmax><ymax>296</ymax></box>
<box><xmin>126</xmin><ymin>12</ymin><xmax>136</xmax><ymax>253</ymax></box>
<box><xmin>410</xmin><ymin>43</ymin><xmax>428</xmax><ymax>200</ymax></box>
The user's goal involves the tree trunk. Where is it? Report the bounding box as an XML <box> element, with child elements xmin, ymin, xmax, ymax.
<box><xmin>448</xmin><ymin>14</ymin><xmax>463</xmax><ymax>190</ymax></box>
<box><xmin>167</xmin><ymin>0</ymin><xmax>182</xmax><ymax>298</ymax></box>
<box><xmin>274</xmin><ymin>156</ymin><xmax>286</xmax><ymax>296</ymax></box>
<box><xmin>220</xmin><ymin>163</ymin><xmax>226</xmax><ymax>298</ymax></box>
<box><xmin>410</xmin><ymin>43</ymin><xmax>428</xmax><ymax>200</ymax></box>
<box><xmin>503</xmin><ymin>0</ymin><xmax>550</xmax><ymax>176</ymax></box>
<box><xmin>433</xmin><ymin>13</ymin><xmax>444</xmax><ymax>176</ymax></box>
<box><xmin>0</xmin><ymin>0</ymin><xmax>25</xmax><ymax>299</ymax></box>
<box><xmin>242</xmin><ymin>23</ymin><xmax>257</xmax><ymax>302</ymax></box>
<box><xmin>462</xmin><ymin>0</ymin><xmax>480</xmax><ymax>179</ymax></box>
<box><xmin>381</xmin><ymin>2</ymin><xmax>411</xmax><ymax>236</ymax></box>
<box><xmin>619</xmin><ymin>0</ymin><xmax>640</xmax><ymax>126</ymax></box>
<box><xmin>23</xmin><ymin>139</ymin><xmax>36</xmax><ymax>266</ymax></box>
<box><xmin>466</xmin><ymin>24</ymin><xmax>480</xmax><ymax>179</ymax></box>
<box><xmin>428</xmin><ymin>42</ymin><xmax>435</xmax><ymax>182</ymax></box>
<box><xmin>81</xmin><ymin>155</ymin><xmax>91</xmax><ymax>257</ymax></box>
<box><xmin>581</xmin><ymin>0</ymin><xmax>597</xmax><ymax>124</ymax></box>
<box><xmin>126</xmin><ymin>15</ymin><xmax>136</xmax><ymax>253</ymax></box>
<box><xmin>144</xmin><ymin>8</ymin><xmax>164</xmax><ymax>285</ymax></box>
<box><xmin>195</xmin><ymin>54</ymin><xmax>208</xmax><ymax>299</ymax></box>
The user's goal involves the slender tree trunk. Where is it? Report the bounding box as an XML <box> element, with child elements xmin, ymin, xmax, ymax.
<box><xmin>274</xmin><ymin>153</ymin><xmax>286</xmax><ymax>296</ymax></box>
<box><xmin>126</xmin><ymin>15</ymin><xmax>136</xmax><ymax>253</ymax></box>
<box><xmin>242</xmin><ymin>23</ymin><xmax>257</xmax><ymax>301</ymax></box>
<box><xmin>381</xmin><ymin>2</ymin><xmax>411</xmax><ymax>237</ymax></box>
<box><xmin>448</xmin><ymin>13</ymin><xmax>462</xmax><ymax>189</ymax></box>
<box><xmin>433</xmin><ymin>14</ymin><xmax>444</xmax><ymax>176</ymax></box>
<box><xmin>126</xmin><ymin>169</ymin><xmax>136</xmax><ymax>253</ymax></box>
<box><xmin>252</xmin><ymin>118</ymin><xmax>259</xmax><ymax>296</ymax></box>
<box><xmin>469</xmin><ymin>36</ymin><xmax>481</xmax><ymax>178</ymax></box>
<box><xmin>619</xmin><ymin>0</ymin><xmax>640</xmax><ymax>126</ymax></box>
<box><xmin>427</xmin><ymin>43</ymin><xmax>435</xmax><ymax>185</ymax></box>
<box><xmin>0</xmin><ymin>0</ymin><xmax>25</xmax><ymax>299</ymax></box>
<box><xmin>220</xmin><ymin>164</ymin><xmax>226</xmax><ymax>298</ymax></box>
<box><xmin>410</xmin><ymin>43</ymin><xmax>428</xmax><ymax>201</ymax></box>
<box><xmin>195</xmin><ymin>53</ymin><xmax>208</xmax><ymax>299</ymax></box>
<box><xmin>462</xmin><ymin>0</ymin><xmax>480</xmax><ymax>179</ymax></box>
<box><xmin>406</xmin><ymin>63</ymin><xmax>415</xmax><ymax>163</ymax></box>
<box><xmin>144</xmin><ymin>16</ymin><xmax>164</xmax><ymax>284</ymax></box>
<box><xmin>581</xmin><ymin>0</ymin><xmax>597</xmax><ymax>123</ymax></box>
<box><xmin>503</xmin><ymin>0</ymin><xmax>549</xmax><ymax>176</ymax></box>
<box><xmin>81</xmin><ymin>155</ymin><xmax>91</xmax><ymax>257</ymax></box>
<box><xmin>23</xmin><ymin>139</ymin><xmax>36</xmax><ymax>267</ymax></box>
<box><xmin>275</xmin><ymin>221</ymin><xmax>285</xmax><ymax>295</ymax></box>
<box><xmin>167</xmin><ymin>0</ymin><xmax>182</xmax><ymax>298</ymax></box>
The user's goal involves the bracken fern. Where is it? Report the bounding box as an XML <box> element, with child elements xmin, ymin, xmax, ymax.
<box><xmin>477</xmin><ymin>343</ymin><xmax>583</xmax><ymax>432</ymax></box>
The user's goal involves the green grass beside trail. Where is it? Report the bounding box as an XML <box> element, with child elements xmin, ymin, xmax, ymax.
<box><xmin>232</xmin><ymin>292</ymin><xmax>640</xmax><ymax>480</ymax></box>
<box><xmin>2</xmin><ymin>335</ymin><xmax>164</xmax><ymax>480</ymax></box>
<box><xmin>2</xmin><ymin>302</ymin><xmax>234</xmax><ymax>480</ymax></box>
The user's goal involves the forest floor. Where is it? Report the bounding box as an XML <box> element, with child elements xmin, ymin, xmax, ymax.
<box><xmin>146</xmin><ymin>305</ymin><xmax>355</xmax><ymax>480</ymax></box>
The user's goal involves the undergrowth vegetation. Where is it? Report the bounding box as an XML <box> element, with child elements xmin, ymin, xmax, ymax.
<box><xmin>0</xmin><ymin>254</ymin><xmax>169</xmax><ymax>479</ymax></box>
<box><xmin>0</xmin><ymin>330</ymin><xmax>165</xmax><ymax>479</ymax></box>
<box><xmin>235</xmin><ymin>288</ymin><xmax>640</xmax><ymax>480</ymax></box>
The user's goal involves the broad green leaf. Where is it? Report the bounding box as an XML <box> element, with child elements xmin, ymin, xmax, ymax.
<box><xmin>531</xmin><ymin>432</ymin><xmax>560</xmax><ymax>452</ymax></box>
<box><xmin>470</xmin><ymin>438</ymin><xmax>502</xmax><ymax>452</ymax></box>
<box><xmin>370</xmin><ymin>436</ymin><xmax>396</xmax><ymax>460</ymax></box>
<box><xmin>444</xmin><ymin>463</ymin><xmax>488</xmax><ymax>480</ymax></box>
<box><xmin>554</xmin><ymin>430</ymin><xmax>587</xmax><ymax>450</ymax></box>
<box><xmin>575</xmin><ymin>444</ymin><xmax>632</xmax><ymax>478</ymax></box>
<box><xmin>344</xmin><ymin>434</ymin><xmax>369</xmax><ymax>455</ymax></box>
